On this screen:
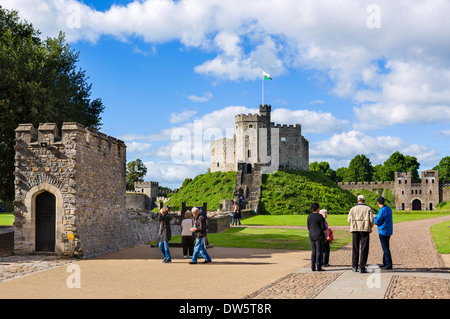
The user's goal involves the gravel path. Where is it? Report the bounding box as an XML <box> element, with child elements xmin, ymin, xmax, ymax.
<box><xmin>249</xmin><ymin>215</ymin><xmax>450</xmax><ymax>299</ymax></box>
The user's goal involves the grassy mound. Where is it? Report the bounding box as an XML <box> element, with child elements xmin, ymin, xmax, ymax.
<box><xmin>258</xmin><ymin>170</ymin><xmax>357</xmax><ymax>215</ymax></box>
<box><xmin>166</xmin><ymin>171</ymin><xmax>236</xmax><ymax>211</ymax></box>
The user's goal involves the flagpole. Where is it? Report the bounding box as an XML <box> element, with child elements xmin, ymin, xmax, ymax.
<box><xmin>262</xmin><ymin>71</ymin><xmax>264</xmax><ymax>106</ymax></box>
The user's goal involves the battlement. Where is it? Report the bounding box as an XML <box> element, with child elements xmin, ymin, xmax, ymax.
<box><xmin>135</xmin><ymin>181</ymin><xmax>159</xmax><ymax>188</ymax></box>
<box><xmin>15</xmin><ymin>122</ymin><xmax>126</xmax><ymax>158</ymax></box>
<box><xmin>271</xmin><ymin>123</ymin><xmax>301</xmax><ymax>130</ymax></box>
<box><xmin>235</xmin><ymin>113</ymin><xmax>260</xmax><ymax>123</ymax></box>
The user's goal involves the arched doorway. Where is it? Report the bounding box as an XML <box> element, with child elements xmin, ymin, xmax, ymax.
<box><xmin>246</xmin><ymin>163</ymin><xmax>252</xmax><ymax>174</ymax></box>
<box><xmin>35</xmin><ymin>191</ymin><xmax>56</xmax><ymax>251</ymax></box>
<box><xmin>412</xmin><ymin>199</ymin><xmax>422</xmax><ymax>211</ymax></box>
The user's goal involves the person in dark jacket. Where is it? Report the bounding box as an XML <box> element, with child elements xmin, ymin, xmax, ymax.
<box><xmin>158</xmin><ymin>207</ymin><xmax>172</xmax><ymax>263</ymax></box>
<box><xmin>189</xmin><ymin>207</ymin><xmax>212</xmax><ymax>264</ymax></box>
<box><xmin>307</xmin><ymin>203</ymin><xmax>327</xmax><ymax>271</ymax></box>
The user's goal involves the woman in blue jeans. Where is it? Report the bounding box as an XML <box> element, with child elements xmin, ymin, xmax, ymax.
<box><xmin>189</xmin><ymin>207</ymin><xmax>212</xmax><ymax>264</ymax></box>
<box><xmin>158</xmin><ymin>207</ymin><xmax>172</xmax><ymax>263</ymax></box>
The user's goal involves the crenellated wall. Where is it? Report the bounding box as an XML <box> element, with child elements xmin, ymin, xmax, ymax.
<box><xmin>13</xmin><ymin>122</ymin><xmax>176</xmax><ymax>259</ymax></box>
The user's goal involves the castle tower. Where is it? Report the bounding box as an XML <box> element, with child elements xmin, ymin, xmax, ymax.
<box><xmin>14</xmin><ymin>122</ymin><xmax>127</xmax><ymax>258</ymax></box>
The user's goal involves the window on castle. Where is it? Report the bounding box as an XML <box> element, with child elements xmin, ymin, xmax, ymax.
<box><xmin>411</xmin><ymin>190</ymin><xmax>414</xmax><ymax>194</ymax></box>
<box><xmin>415</xmin><ymin>190</ymin><xmax>417</xmax><ymax>194</ymax></box>
<box><xmin>281</xmin><ymin>137</ymin><xmax>286</xmax><ymax>142</ymax></box>
<box><xmin>402</xmin><ymin>191</ymin><xmax>404</xmax><ymax>195</ymax></box>
<box><xmin>217</xmin><ymin>162</ymin><xmax>219</xmax><ymax>167</ymax></box>
<box><xmin>432</xmin><ymin>179</ymin><xmax>434</xmax><ymax>183</ymax></box>
<box><xmin>419</xmin><ymin>190</ymin><xmax>422</xmax><ymax>194</ymax></box>
<box><xmin>405</xmin><ymin>180</ymin><xmax>407</xmax><ymax>184</ymax></box>
<box><xmin>430</xmin><ymin>190</ymin><xmax>432</xmax><ymax>194</ymax></box>
<box><xmin>399</xmin><ymin>180</ymin><xmax>401</xmax><ymax>184</ymax></box>
<box><xmin>248</xmin><ymin>150</ymin><xmax>251</xmax><ymax>158</ymax></box>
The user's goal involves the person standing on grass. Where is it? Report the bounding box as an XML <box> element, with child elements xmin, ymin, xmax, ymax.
<box><xmin>319</xmin><ymin>209</ymin><xmax>333</xmax><ymax>267</ymax></box>
<box><xmin>307</xmin><ymin>203</ymin><xmax>327</xmax><ymax>271</ymax></box>
<box><xmin>374</xmin><ymin>196</ymin><xmax>393</xmax><ymax>270</ymax></box>
<box><xmin>189</xmin><ymin>207</ymin><xmax>212</xmax><ymax>264</ymax></box>
<box><xmin>347</xmin><ymin>195</ymin><xmax>374</xmax><ymax>273</ymax></box>
<box><xmin>158</xmin><ymin>207</ymin><xmax>172</xmax><ymax>263</ymax></box>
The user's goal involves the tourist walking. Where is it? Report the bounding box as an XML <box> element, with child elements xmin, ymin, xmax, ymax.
<box><xmin>374</xmin><ymin>196</ymin><xmax>393</xmax><ymax>269</ymax></box>
<box><xmin>347</xmin><ymin>195</ymin><xmax>374</xmax><ymax>273</ymax></box>
<box><xmin>232</xmin><ymin>202</ymin><xmax>241</xmax><ymax>225</ymax></box>
<box><xmin>307</xmin><ymin>203</ymin><xmax>327</xmax><ymax>271</ymax></box>
<box><xmin>181</xmin><ymin>211</ymin><xmax>195</xmax><ymax>258</ymax></box>
<box><xmin>189</xmin><ymin>207</ymin><xmax>212</xmax><ymax>264</ymax></box>
<box><xmin>319</xmin><ymin>209</ymin><xmax>333</xmax><ymax>267</ymax></box>
<box><xmin>158</xmin><ymin>207</ymin><xmax>172</xmax><ymax>263</ymax></box>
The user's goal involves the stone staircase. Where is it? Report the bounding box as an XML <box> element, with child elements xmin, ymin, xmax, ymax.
<box><xmin>234</xmin><ymin>163</ymin><xmax>262</xmax><ymax>211</ymax></box>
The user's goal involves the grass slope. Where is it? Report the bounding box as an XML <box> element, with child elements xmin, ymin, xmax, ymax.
<box><xmin>166</xmin><ymin>171</ymin><xmax>236</xmax><ymax>211</ymax></box>
<box><xmin>258</xmin><ymin>170</ymin><xmax>357</xmax><ymax>215</ymax></box>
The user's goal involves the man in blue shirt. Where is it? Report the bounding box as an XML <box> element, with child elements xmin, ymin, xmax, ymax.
<box><xmin>375</xmin><ymin>196</ymin><xmax>393</xmax><ymax>269</ymax></box>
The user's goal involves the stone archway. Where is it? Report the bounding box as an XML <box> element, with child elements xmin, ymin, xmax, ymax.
<box><xmin>412</xmin><ymin>199</ymin><xmax>422</xmax><ymax>211</ymax></box>
<box><xmin>20</xmin><ymin>182</ymin><xmax>65</xmax><ymax>254</ymax></box>
<box><xmin>35</xmin><ymin>191</ymin><xmax>56</xmax><ymax>251</ymax></box>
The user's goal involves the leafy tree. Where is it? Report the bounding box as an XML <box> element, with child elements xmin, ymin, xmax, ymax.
<box><xmin>126</xmin><ymin>159</ymin><xmax>147</xmax><ymax>190</ymax></box>
<box><xmin>347</xmin><ymin>154</ymin><xmax>373</xmax><ymax>182</ymax></box>
<box><xmin>0</xmin><ymin>6</ymin><xmax>104</xmax><ymax>200</ymax></box>
<box><xmin>335</xmin><ymin>167</ymin><xmax>349</xmax><ymax>183</ymax></box>
<box><xmin>433</xmin><ymin>156</ymin><xmax>450</xmax><ymax>182</ymax></box>
<box><xmin>372</xmin><ymin>164</ymin><xmax>385</xmax><ymax>181</ymax></box>
<box><xmin>381</xmin><ymin>151</ymin><xmax>420</xmax><ymax>181</ymax></box>
<box><xmin>309</xmin><ymin>161</ymin><xmax>336</xmax><ymax>181</ymax></box>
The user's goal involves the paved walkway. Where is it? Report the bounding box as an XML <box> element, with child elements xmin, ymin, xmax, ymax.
<box><xmin>0</xmin><ymin>215</ymin><xmax>448</xmax><ymax>299</ymax></box>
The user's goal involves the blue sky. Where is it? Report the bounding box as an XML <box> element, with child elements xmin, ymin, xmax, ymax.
<box><xmin>3</xmin><ymin>0</ymin><xmax>450</xmax><ymax>188</ymax></box>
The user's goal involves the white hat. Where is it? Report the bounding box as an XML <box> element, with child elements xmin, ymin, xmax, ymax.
<box><xmin>357</xmin><ymin>195</ymin><xmax>365</xmax><ymax>201</ymax></box>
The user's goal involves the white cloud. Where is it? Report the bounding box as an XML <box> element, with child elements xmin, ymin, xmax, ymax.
<box><xmin>186</xmin><ymin>92</ymin><xmax>213</xmax><ymax>103</ymax></box>
<box><xmin>271</xmin><ymin>108</ymin><xmax>348</xmax><ymax>134</ymax></box>
<box><xmin>126</xmin><ymin>141</ymin><xmax>152</xmax><ymax>153</ymax></box>
<box><xmin>170</xmin><ymin>110</ymin><xmax>197</xmax><ymax>123</ymax></box>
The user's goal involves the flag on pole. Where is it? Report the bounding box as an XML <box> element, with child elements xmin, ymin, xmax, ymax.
<box><xmin>263</xmin><ymin>71</ymin><xmax>272</xmax><ymax>80</ymax></box>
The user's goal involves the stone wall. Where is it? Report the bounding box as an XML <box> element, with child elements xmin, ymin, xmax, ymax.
<box><xmin>13</xmin><ymin>122</ymin><xmax>177</xmax><ymax>259</ymax></box>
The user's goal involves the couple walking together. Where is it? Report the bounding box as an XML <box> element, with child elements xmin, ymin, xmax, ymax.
<box><xmin>308</xmin><ymin>195</ymin><xmax>393</xmax><ymax>272</ymax></box>
<box><xmin>158</xmin><ymin>206</ymin><xmax>212</xmax><ymax>264</ymax></box>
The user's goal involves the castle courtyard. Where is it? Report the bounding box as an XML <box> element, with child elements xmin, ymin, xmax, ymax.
<box><xmin>0</xmin><ymin>215</ymin><xmax>448</xmax><ymax>299</ymax></box>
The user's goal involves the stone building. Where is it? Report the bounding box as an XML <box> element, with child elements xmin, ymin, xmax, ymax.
<box><xmin>210</xmin><ymin>104</ymin><xmax>309</xmax><ymax>174</ymax></box>
<box><xmin>13</xmin><ymin>122</ymin><xmax>175</xmax><ymax>258</ymax></box>
<box><xmin>338</xmin><ymin>169</ymin><xmax>450</xmax><ymax>211</ymax></box>
<box><xmin>394</xmin><ymin>170</ymin><xmax>440</xmax><ymax>211</ymax></box>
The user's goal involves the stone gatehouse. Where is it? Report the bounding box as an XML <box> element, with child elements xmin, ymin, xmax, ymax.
<box><xmin>13</xmin><ymin>122</ymin><xmax>172</xmax><ymax>258</ymax></box>
<box><xmin>338</xmin><ymin>169</ymin><xmax>450</xmax><ymax>211</ymax></box>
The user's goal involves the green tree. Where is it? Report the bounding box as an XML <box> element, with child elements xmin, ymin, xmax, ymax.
<box><xmin>335</xmin><ymin>167</ymin><xmax>349</xmax><ymax>183</ymax></box>
<box><xmin>0</xmin><ymin>6</ymin><xmax>104</xmax><ymax>200</ymax></box>
<box><xmin>126</xmin><ymin>159</ymin><xmax>147</xmax><ymax>190</ymax></box>
<box><xmin>347</xmin><ymin>154</ymin><xmax>373</xmax><ymax>182</ymax></box>
<box><xmin>433</xmin><ymin>156</ymin><xmax>450</xmax><ymax>182</ymax></box>
<box><xmin>382</xmin><ymin>151</ymin><xmax>420</xmax><ymax>181</ymax></box>
<box><xmin>309</xmin><ymin>161</ymin><xmax>336</xmax><ymax>181</ymax></box>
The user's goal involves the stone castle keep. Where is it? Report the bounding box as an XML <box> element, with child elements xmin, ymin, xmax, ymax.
<box><xmin>210</xmin><ymin>105</ymin><xmax>309</xmax><ymax>174</ymax></box>
<box><xmin>13</xmin><ymin>122</ymin><xmax>171</xmax><ymax>258</ymax></box>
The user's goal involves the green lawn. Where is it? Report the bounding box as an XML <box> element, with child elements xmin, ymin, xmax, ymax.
<box><xmin>430</xmin><ymin>221</ymin><xmax>450</xmax><ymax>254</ymax></box>
<box><xmin>171</xmin><ymin>228</ymin><xmax>352</xmax><ymax>251</ymax></box>
<box><xmin>0</xmin><ymin>213</ymin><xmax>14</xmax><ymax>226</ymax></box>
